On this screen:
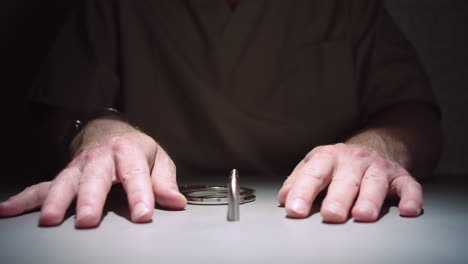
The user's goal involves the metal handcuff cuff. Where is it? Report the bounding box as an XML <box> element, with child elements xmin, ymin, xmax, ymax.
<box><xmin>179</xmin><ymin>169</ymin><xmax>256</xmax><ymax>221</ymax></box>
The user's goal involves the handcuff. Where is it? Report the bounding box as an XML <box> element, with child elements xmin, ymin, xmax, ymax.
<box><xmin>179</xmin><ymin>169</ymin><xmax>256</xmax><ymax>221</ymax></box>
<box><xmin>178</xmin><ymin>186</ymin><xmax>256</xmax><ymax>205</ymax></box>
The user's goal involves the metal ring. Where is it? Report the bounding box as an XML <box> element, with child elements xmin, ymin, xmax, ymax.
<box><xmin>179</xmin><ymin>185</ymin><xmax>256</xmax><ymax>205</ymax></box>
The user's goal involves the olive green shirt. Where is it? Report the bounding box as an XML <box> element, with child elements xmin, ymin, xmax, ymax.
<box><xmin>31</xmin><ymin>0</ymin><xmax>437</xmax><ymax>176</ymax></box>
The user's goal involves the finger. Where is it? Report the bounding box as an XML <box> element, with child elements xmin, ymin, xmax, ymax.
<box><xmin>277</xmin><ymin>181</ymin><xmax>293</xmax><ymax>207</ymax></box>
<box><xmin>0</xmin><ymin>182</ymin><xmax>51</xmax><ymax>217</ymax></box>
<box><xmin>39</xmin><ymin>167</ymin><xmax>80</xmax><ymax>226</ymax></box>
<box><xmin>151</xmin><ymin>146</ymin><xmax>186</xmax><ymax>210</ymax></box>
<box><xmin>351</xmin><ymin>159</ymin><xmax>391</xmax><ymax>222</ymax></box>
<box><xmin>391</xmin><ymin>175</ymin><xmax>423</xmax><ymax>217</ymax></box>
<box><xmin>75</xmin><ymin>148</ymin><xmax>114</xmax><ymax>228</ymax></box>
<box><xmin>277</xmin><ymin>161</ymin><xmax>305</xmax><ymax>206</ymax></box>
<box><xmin>285</xmin><ymin>149</ymin><xmax>334</xmax><ymax>218</ymax></box>
<box><xmin>114</xmin><ymin>138</ymin><xmax>155</xmax><ymax>223</ymax></box>
<box><xmin>321</xmin><ymin>158</ymin><xmax>368</xmax><ymax>223</ymax></box>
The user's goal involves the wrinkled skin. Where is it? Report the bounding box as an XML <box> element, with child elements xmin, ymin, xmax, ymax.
<box><xmin>278</xmin><ymin>143</ymin><xmax>422</xmax><ymax>223</ymax></box>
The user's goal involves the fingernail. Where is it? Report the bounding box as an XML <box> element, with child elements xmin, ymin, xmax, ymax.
<box><xmin>133</xmin><ymin>202</ymin><xmax>150</xmax><ymax>221</ymax></box>
<box><xmin>357</xmin><ymin>200</ymin><xmax>378</xmax><ymax>219</ymax></box>
<box><xmin>39</xmin><ymin>204</ymin><xmax>61</xmax><ymax>226</ymax></box>
<box><xmin>77</xmin><ymin>206</ymin><xmax>93</xmax><ymax>219</ymax></box>
<box><xmin>406</xmin><ymin>200</ymin><xmax>421</xmax><ymax>215</ymax></box>
<box><xmin>41</xmin><ymin>204</ymin><xmax>56</xmax><ymax>216</ymax></box>
<box><xmin>289</xmin><ymin>199</ymin><xmax>308</xmax><ymax>216</ymax></box>
<box><xmin>327</xmin><ymin>202</ymin><xmax>345</xmax><ymax>216</ymax></box>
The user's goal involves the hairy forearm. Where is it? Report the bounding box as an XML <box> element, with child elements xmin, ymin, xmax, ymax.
<box><xmin>345</xmin><ymin>103</ymin><xmax>442</xmax><ymax>179</ymax></box>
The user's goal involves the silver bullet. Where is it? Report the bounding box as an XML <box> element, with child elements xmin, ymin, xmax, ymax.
<box><xmin>227</xmin><ymin>169</ymin><xmax>240</xmax><ymax>221</ymax></box>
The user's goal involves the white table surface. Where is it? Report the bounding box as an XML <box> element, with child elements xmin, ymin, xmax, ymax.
<box><xmin>1</xmin><ymin>175</ymin><xmax>467</xmax><ymax>264</ymax></box>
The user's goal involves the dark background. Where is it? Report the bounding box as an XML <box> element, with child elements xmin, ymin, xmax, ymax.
<box><xmin>1</xmin><ymin>0</ymin><xmax>467</xmax><ymax>185</ymax></box>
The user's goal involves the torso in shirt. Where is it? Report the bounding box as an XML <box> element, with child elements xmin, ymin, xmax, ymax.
<box><xmin>114</xmin><ymin>0</ymin><xmax>360</xmax><ymax>176</ymax></box>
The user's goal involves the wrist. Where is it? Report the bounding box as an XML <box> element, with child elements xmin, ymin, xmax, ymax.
<box><xmin>70</xmin><ymin>118</ymin><xmax>140</xmax><ymax>157</ymax></box>
<box><xmin>68</xmin><ymin>109</ymin><xmax>139</xmax><ymax>156</ymax></box>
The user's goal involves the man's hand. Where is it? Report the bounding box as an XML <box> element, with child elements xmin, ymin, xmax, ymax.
<box><xmin>277</xmin><ymin>143</ymin><xmax>423</xmax><ymax>223</ymax></box>
<box><xmin>0</xmin><ymin>119</ymin><xmax>187</xmax><ymax>228</ymax></box>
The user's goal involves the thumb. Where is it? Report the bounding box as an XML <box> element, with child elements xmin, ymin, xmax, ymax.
<box><xmin>151</xmin><ymin>146</ymin><xmax>187</xmax><ymax>210</ymax></box>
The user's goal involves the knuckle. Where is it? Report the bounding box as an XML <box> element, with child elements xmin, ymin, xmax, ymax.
<box><xmin>23</xmin><ymin>185</ymin><xmax>35</xmax><ymax>192</ymax></box>
<box><xmin>22</xmin><ymin>186</ymin><xmax>37</xmax><ymax>197</ymax></box>
<box><xmin>120</xmin><ymin>167</ymin><xmax>148</xmax><ymax>183</ymax></box>
<box><xmin>141</xmin><ymin>133</ymin><xmax>157</xmax><ymax>146</ymax></box>
<box><xmin>363</xmin><ymin>173</ymin><xmax>389</xmax><ymax>189</ymax></box>
<box><xmin>166</xmin><ymin>157</ymin><xmax>177</xmax><ymax>174</ymax></box>
<box><xmin>67</xmin><ymin>158</ymin><xmax>81</xmax><ymax>167</ymax></box>
<box><xmin>411</xmin><ymin>180</ymin><xmax>422</xmax><ymax>191</ymax></box>
<box><xmin>291</xmin><ymin>195</ymin><xmax>312</xmax><ymax>205</ymax></box>
<box><xmin>23</xmin><ymin>182</ymin><xmax>48</xmax><ymax>195</ymax></box>
<box><xmin>154</xmin><ymin>146</ymin><xmax>177</xmax><ymax>173</ymax></box>
<box><xmin>57</xmin><ymin>167</ymin><xmax>79</xmax><ymax>180</ymax></box>
<box><xmin>152</xmin><ymin>184</ymin><xmax>166</xmax><ymax>196</ymax></box>
<box><xmin>36</xmin><ymin>181</ymin><xmax>52</xmax><ymax>191</ymax></box>
<box><xmin>79</xmin><ymin>168</ymin><xmax>100</xmax><ymax>182</ymax></box>
<box><xmin>303</xmin><ymin>154</ymin><xmax>312</xmax><ymax>163</ymax></box>
<box><xmin>305</xmin><ymin>145</ymin><xmax>334</xmax><ymax>162</ymax></box>
<box><xmin>334</xmin><ymin>142</ymin><xmax>347</xmax><ymax>149</ymax></box>
<box><xmin>79</xmin><ymin>173</ymin><xmax>112</xmax><ymax>189</ymax></box>
<box><xmin>31</xmin><ymin>191</ymin><xmax>45</xmax><ymax>207</ymax></box>
<box><xmin>414</xmin><ymin>181</ymin><xmax>423</xmax><ymax>192</ymax></box>
<box><xmin>112</xmin><ymin>137</ymin><xmax>136</xmax><ymax>153</ymax></box>
<box><xmin>372</xmin><ymin>156</ymin><xmax>394</xmax><ymax>171</ymax></box>
<box><xmin>36</xmin><ymin>182</ymin><xmax>51</xmax><ymax>199</ymax></box>
<box><xmin>82</xmin><ymin>147</ymin><xmax>105</xmax><ymax>162</ymax></box>
<box><xmin>302</xmin><ymin>165</ymin><xmax>326</xmax><ymax>185</ymax></box>
<box><xmin>78</xmin><ymin>198</ymin><xmax>98</xmax><ymax>208</ymax></box>
<box><xmin>393</xmin><ymin>166</ymin><xmax>411</xmax><ymax>178</ymax></box>
<box><xmin>17</xmin><ymin>184</ymin><xmax>44</xmax><ymax>207</ymax></box>
<box><xmin>283</xmin><ymin>175</ymin><xmax>294</xmax><ymax>186</ymax></box>
<box><xmin>333</xmin><ymin>176</ymin><xmax>361</xmax><ymax>191</ymax></box>
<box><xmin>317</xmin><ymin>145</ymin><xmax>335</xmax><ymax>155</ymax></box>
<box><xmin>127</xmin><ymin>190</ymin><xmax>146</xmax><ymax>201</ymax></box>
<box><xmin>55</xmin><ymin>174</ymin><xmax>78</xmax><ymax>188</ymax></box>
<box><xmin>158</xmin><ymin>147</ymin><xmax>175</xmax><ymax>167</ymax></box>
<box><xmin>287</xmin><ymin>188</ymin><xmax>312</xmax><ymax>202</ymax></box>
<box><xmin>398</xmin><ymin>175</ymin><xmax>421</xmax><ymax>188</ymax></box>
<box><xmin>391</xmin><ymin>174</ymin><xmax>418</xmax><ymax>191</ymax></box>
<box><xmin>348</xmin><ymin>146</ymin><xmax>371</xmax><ymax>159</ymax></box>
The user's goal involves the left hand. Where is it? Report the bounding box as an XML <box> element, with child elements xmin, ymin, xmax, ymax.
<box><xmin>277</xmin><ymin>143</ymin><xmax>423</xmax><ymax>223</ymax></box>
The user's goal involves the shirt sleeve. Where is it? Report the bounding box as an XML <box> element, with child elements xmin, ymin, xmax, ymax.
<box><xmin>351</xmin><ymin>0</ymin><xmax>440</xmax><ymax>122</ymax></box>
<box><xmin>29</xmin><ymin>0</ymin><xmax>120</xmax><ymax>113</ymax></box>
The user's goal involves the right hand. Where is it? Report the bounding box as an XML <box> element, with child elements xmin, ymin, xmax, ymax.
<box><xmin>0</xmin><ymin>119</ymin><xmax>187</xmax><ymax>228</ymax></box>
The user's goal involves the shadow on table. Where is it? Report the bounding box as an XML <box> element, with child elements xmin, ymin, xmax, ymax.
<box><xmin>102</xmin><ymin>185</ymin><xmax>131</xmax><ymax>221</ymax></box>
<box><xmin>36</xmin><ymin>184</ymin><xmax>187</xmax><ymax>229</ymax></box>
<box><xmin>83</xmin><ymin>185</ymin><xmax>185</xmax><ymax>228</ymax></box>
<box><xmin>38</xmin><ymin>185</ymin><xmax>133</xmax><ymax>229</ymax></box>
